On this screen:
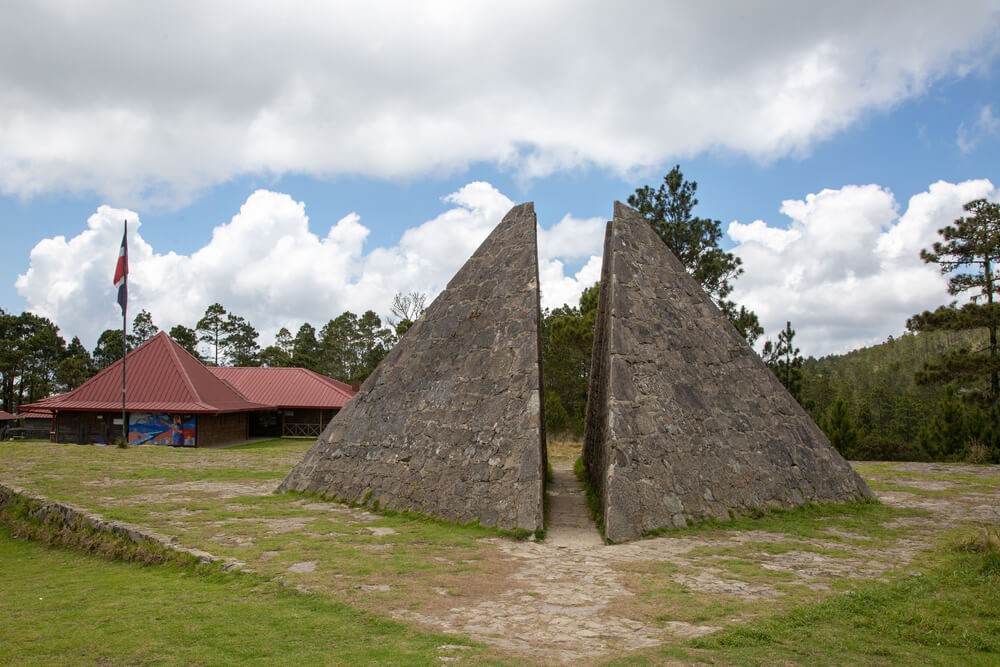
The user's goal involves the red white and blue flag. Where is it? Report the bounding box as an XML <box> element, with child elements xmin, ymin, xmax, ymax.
<box><xmin>113</xmin><ymin>222</ymin><xmax>128</xmax><ymax>314</ymax></box>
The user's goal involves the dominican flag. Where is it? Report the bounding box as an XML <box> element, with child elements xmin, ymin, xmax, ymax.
<box><xmin>113</xmin><ymin>222</ymin><xmax>128</xmax><ymax>314</ymax></box>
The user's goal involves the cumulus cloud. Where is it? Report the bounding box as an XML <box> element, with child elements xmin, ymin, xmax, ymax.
<box><xmin>18</xmin><ymin>176</ymin><xmax>998</xmax><ymax>357</ymax></box>
<box><xmin>537</xmin><ymin>213</ymin><xmax>606</xmax><ymax>309</ymax></box>
<box><xmin>15</xmin><ymin>182</ymin><xmax>605</xmax><ymax>348</ymax></box>
<box><xmin>728</xmin><ymin>179</ymin><xmax>998</xmax><ymax>355</ymax></box>
<box><xmin>0</xmin><ymin>2</ymin><xmax>997</xmax><ymax>205</ymax></box>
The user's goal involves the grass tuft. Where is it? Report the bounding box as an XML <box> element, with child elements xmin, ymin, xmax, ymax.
<box><xmin>954</xmin><ymin>526</ymin><xmax>1000</xmax><ymax>578</ymax></box>
<box><xmin>573</xmin><ymin>456</ymin><xmax>605</xmax><ymax>535</ymax></box>
<box><xmin>954</xmin><ymin>525</ymin><xmax>1000</xmax><ymax>554</ymax></box>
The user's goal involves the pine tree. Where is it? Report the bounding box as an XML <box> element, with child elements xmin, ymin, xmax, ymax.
<box><xmin>821</xmin><ymin>397</ymin><xmax>859</xmax><ymax>459</ymax></box>
<box><xmin>763</xmin><ymin>321</ymin><xmax>803</xmax><ymax>402</ymax></box>
<box><xmin>541</xmin><ymin>284</ymin><xmax>599</xmax><ymax>435</ymax></box>
<box><xmin>92</xmin><ymin>328</ymin><xmax>125</xmax><ymax>369</ymax></box>
<box><xmin>129</xmin><ymin>309</ymin><xmax>158</xmax><ymax>346</ymax></box>
<box><xmin>56</xmin><ymin>336</ymin><xmax>95</xmax><ymax>390</ymax></box>
<box><xmin>917</xmin><ymin>388</ymin><xmax>968</xmax><ymax>460</ymax></box>
<box><xmin>628</xmin><ymin>165</ymin><xmax>761</xmax><ymax>344</ymax></box>
<box><xmin>908</xmin><ymin>198</ymin><xmax>1000</xmax><ymax>405</ymax></box>
<box><xmin>196</xmin><ymin>303</ymin><xmax>227</xmax><ymax>365</ymax></box>
<box><xmin>168</xmin><ymin>325</ymin><xmax>201</xmax><ymax>360</ymax></box>
<box><xmin>221</xmin><ymin>313</ymin><xmax>260</xmax><ymax>366</ymax></box>
<box><xmin>291</xmin><ymin>323</ymin><xmax>321</xmax><ymax>371</ymax></box>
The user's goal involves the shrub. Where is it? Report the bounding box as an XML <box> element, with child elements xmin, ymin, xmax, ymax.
<box><xmin>964</xmin><ymin>439</ymin><xmax>990</xmax><ymax>464</ymax></box>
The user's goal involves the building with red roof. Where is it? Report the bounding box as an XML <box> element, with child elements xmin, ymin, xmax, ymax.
<box><xmin>209</xmin><ymin>367</ymin><xmax>355</xmax><ymax>439</ymax></box>
<box><xmin>0</xmin><ymin>409</ymin><xmax>52</xmax><ymax>440</ymax></box>
<box><xmin>21</xmin><ymin>332</ymin><xmax>355</xmax><ymax>447</ymax></box>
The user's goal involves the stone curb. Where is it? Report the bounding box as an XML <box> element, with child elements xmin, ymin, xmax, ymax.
<box><xmin>0</xmin><ymin>481</ymin><xmax>241</xmax><ymax>570</ymax></box>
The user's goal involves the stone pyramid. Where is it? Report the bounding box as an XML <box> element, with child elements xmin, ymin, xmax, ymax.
<box><xmin>583</xmin><ymin>202</ymin><xmax>873</xmax><ymax>542</ymax></box>
<box><xmin>280</xmin><ymin>203</ymin><xmax>546</xmax><ymax>532</ymax></box>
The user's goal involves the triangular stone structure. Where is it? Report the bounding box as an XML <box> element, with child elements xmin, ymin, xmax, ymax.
<box><xmin>583</xmin><ymin>202</ymin><xmax>873</xmax><ymax>543</ymax></box>
<box><xmin>280</xmin><ymin>203</ymin><xmax>546</xmax><ymax>532</ymax></box>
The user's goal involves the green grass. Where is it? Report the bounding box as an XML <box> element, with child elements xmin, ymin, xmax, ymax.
<box><xmin>0</xmin><ymin>439</ymin><xmax>519</xmax><ymax>612</ymax></box>
<box><xmin>573</xmin><ymin>455</ymin><xmax>605</xmax><ymax>535</ymax></box>
<box><xmin>0</xmin><ymin>526</ymin><xmax>494</xmax><ymax>666</ymax></box>
<box><xmin>857</xmin><ymin>461</ymin><xmax>1000</xmax><ymax>486</ymax></box>
<box><xmin>3</xmin><ymin>440</ymin><xmax>998</xmax><ymax>665</ymax></box>
<box><xmin>225</xmin><ymin>437</ymin><xmax>314</xmax><ymax>450</ymax></box>
<box><xmin>607</xmin><ymin>528</ymin><xmax>1000</xmax><ymax>666</ymax></box>
<box><xmin>687</xmin><ymin>541</ymin><xmax>1000</xmax><ymax>665</ymax></box>
<box><xmin>867</xmin><ymin>478</ymin><xmax>999</xmax><ymax>498</ymax></box>
<box><xmin>641</xmin><ymin>498</ymin><xmax>917</xmax><ymax>544</ymax></box>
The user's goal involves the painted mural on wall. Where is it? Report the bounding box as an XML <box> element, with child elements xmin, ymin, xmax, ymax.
<box><xmin>128</xmin><ymin>413</ymin><xmax>196</xmax><ymax>446</ymax></box>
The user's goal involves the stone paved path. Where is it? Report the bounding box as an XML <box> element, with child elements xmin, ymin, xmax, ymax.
<box><xmin>393</xmin><ymin>462</ymin><xmax>672</xmax><ymax>663</ymax></box>
<box><xmin>396</xmin><ymin>460</ymin><xmax>668</xmax><ymax>663</ymax></box>
<box><xmin>545</xmin><ymin>463</ymin><xmax>603</xmax><ymax>548</ymax></box>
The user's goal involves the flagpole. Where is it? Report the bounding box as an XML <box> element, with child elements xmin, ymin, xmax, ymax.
<box><xmin>121</xmin><ymin>219</ymin><xmax>128</xmax><ymax>444</ymax></box>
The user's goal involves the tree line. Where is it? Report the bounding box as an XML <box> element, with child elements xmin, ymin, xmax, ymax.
<box><xmin>0</xmin><ymin>310</ymin><xmax>80</xmax><ymax>412</ymax></box>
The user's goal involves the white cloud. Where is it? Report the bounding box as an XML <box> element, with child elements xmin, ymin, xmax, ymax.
<box><xmin>537</xmin><ymin>213</ymin><xmax>606</xmax><ymax>262</ymax></box>
<box><xmin>728</xmin><ymin>220</ymin><xmax>801</xmax><ymax>253</ymax></box>
<box><xmin>729</xmin><ymin>179</ymin><xmax>998</xmax><ymax>355</ymax></box>
<box><xmin>538</xmin><ymin>255</ymin><xmax>604</xmax><ymax>312</ymax></box>
<box><xmin>15</xmin><ymin>182</ymin><xmax>605</xmax><ymax>348</ymax></box>
<box><xmin>0</xmin><ymin>2</ymin><xmax>997</xmax><ymax>205</ymax></box>
<box><xmin>537</xmin><ymin>212</ymin><xmax>606</xmax><ymax>308</ymax></box>
<box><xmin>17</xmin><ymin>177</ymin><xmax>1000</xmax><ymax>358</ymax></box>
<box><xmin>958</xmin><ymin>104</ymin><xmax>1000</xmax><ymax>153</ymax></box>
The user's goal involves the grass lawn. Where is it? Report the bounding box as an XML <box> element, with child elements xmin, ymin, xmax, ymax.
<box><xmin>0</xmin><ymin>525</ymin><xmax>500</xmax><ymax>666</ymax></box>
<box><xmin>611</xmin><ymin>530</ymin><xmax>1000</xmax><ymax>666</ymax></box>
<box><xmin>1</xmin><ymin>439</ymin><xmax>998</xmax><ymax>665</ymax></box>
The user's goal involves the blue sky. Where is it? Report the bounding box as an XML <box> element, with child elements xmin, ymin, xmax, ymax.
<box><xmin>2</xmin><ymin>2</ymin><xmax>999</xmax><ymax>356</ymax></box>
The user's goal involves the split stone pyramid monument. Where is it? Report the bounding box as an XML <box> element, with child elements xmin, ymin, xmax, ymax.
<box><xmin>584</xmin><ymin>202</ymin><xmax>872</xmax><ymax>542</ymax></box>
<box><xmin>281</xmin><ymin>200</ymin><xmax>872</xmax><ymax>540</ymax></box>
<box><xmin>280</xmin><ymin>203</ymin><xmax>547</xmax><ymax>532</ymax></box>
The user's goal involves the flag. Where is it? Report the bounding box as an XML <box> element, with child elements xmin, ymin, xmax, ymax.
<box><xmin>113</xmin><ymin>222</ymin><xmax>128</xmax><ymax>314</ymax></box>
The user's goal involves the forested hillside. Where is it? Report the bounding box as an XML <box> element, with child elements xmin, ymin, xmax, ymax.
<box><xmin>802</xmin><ymin>329</ymin><xmax>998</xmax><ymax>462</ymax></box>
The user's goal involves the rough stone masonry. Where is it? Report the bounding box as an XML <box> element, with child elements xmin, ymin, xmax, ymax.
<box><xmin>583</xmin><ymin>202</ymin><xmax>873</xmax><ymax>543</ymax></box>
<box><xmin>279</xmin><ymin>203</ymin><xmax>546</xmax><ymax>533</ymax></box>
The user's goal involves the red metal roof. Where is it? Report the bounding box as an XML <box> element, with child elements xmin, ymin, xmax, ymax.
<box><xmin>209</xmin><ymin>366</ymin><xmax>355</xmax><ymax>409</ymax></box>
<box><xmin>0</xmin><ymin>410</ymin><xmax>14</xmax><ymax>420</ymax></box>
<box><xmin>14</xmin><ymin>410</ymin><xmax>51</xmax><ymax>420</ymax></box>
<box><xmin>23</xmin><ymin>332</ymin><xmax>269</xmax><ymax>415</ymax></box>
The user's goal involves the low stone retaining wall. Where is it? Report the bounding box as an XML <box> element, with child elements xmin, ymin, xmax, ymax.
<box><xmin>0</xmin><ymin>481</ymin><xmax>238</xmax><ymax>569</ymax></box>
